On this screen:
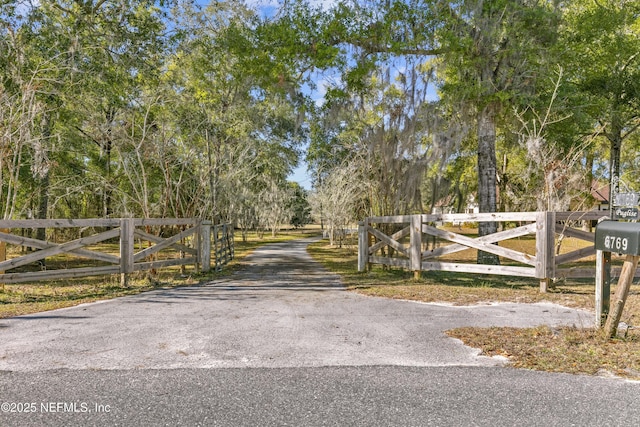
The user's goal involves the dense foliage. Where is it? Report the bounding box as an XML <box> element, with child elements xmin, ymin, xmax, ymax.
<box><xmin>1</xmin><ymin>1</ymin><xmax>638</xmax><ymax>233</ymax></box>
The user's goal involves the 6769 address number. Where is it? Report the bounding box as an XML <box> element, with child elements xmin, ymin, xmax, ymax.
<box><xmin>602</xmin><ymin>235</ymin><xmax>629</xmax><ymax>252</ymax></box>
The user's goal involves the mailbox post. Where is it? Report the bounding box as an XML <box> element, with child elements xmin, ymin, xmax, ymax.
<box><xmin>594</xmin><ymin>221</ymin><xmax>640</xmax><ymax>337</ymax></box>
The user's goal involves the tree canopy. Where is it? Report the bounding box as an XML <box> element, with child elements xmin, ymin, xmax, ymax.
<box><xmin>1</xmin><ymin>0</ymin><xmax>638</xmax><ymax>236</ymax></box>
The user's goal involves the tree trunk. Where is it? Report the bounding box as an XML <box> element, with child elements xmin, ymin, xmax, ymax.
<box><xmin>583</xmin><ymin>149</ymin><xmax>595</xmax><ymax>231</ymax></box>
<box><xmin>35</xmin><ymin>113</ymin><xmax>53</xmax><ymax>268</ymax></box>
<box><xmin>35</xmin><ymin>172</ymin><xmax>50</xmax><ymax>268</ymax></box>
<box><xmin>477</xmin><ymin>103</ymin><xmax>500</xmax><ymax>265</ymax></box>
<box><xmin>608</xmin><ymin>114</ymin><xmax>623</xmax><ymax>218</ymax></box>
<box><xmin>205</xmin><ymin>129</ymin><xmax>219</xmax><ymax>222</ymax></box>
<box><xmin>103</xmin><ymin>139</ymin><xmax>112</xmax><ymax>218</ymax></box>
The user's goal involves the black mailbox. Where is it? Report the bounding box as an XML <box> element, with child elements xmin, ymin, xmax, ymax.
<box><xmin>595</xmin><ymin>221</ymin><xmax>640</xmax><ymax>256</ymax></box>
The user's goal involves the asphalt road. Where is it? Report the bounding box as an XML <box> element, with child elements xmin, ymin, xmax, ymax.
<box><xmin>1</xmin><ymin>238</ymin><xmax>638</xmax><ymax>426</ymax></box>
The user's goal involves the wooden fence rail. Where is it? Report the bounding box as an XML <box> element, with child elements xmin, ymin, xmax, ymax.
<box><xmin>358</xmin><ymin>211</ymin><xmax>617</xmax><ymax>293</ymax></box>
<box><xmin>0</xmin><ymin>219</ymin><xmax>234</xmax><ymax>285</ymax></box>
<box><xmin>213</xmin><ymin>223</ymin><xmax>234</xmax><ymax>271</ymax></box>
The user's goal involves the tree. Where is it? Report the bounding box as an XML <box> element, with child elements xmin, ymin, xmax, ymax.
<box><xmin>310</xmin><ymin>159</ymin><xmax>365</xmax><ymax>246</ymax></box>
<box><xmin>0</xmin><ymin>2</ymin><xmax>71</xmax><ymax>223</ymax></box>
<box><xmin>0</xmin><ymin>64</ymin><xmax>46</xmax><ymax>220</ymax></box>
<box><xmin>257</xmin><ymin>178</ymin><xmax>294</xmax><ymax>237</ymax></box>
<box><xmin>166</xmin><ymin>1</ymin><xmax>309</xmax><ymax>223</ymax></box>
<box><xmin>511</xmin><ymin>68</ymin><xmax>589</xmax><ymax>212</ymax></box>
<box><xmin>561</xmin><ymin>0</ymin><xmax>640</xmax><ymax>204</ymax></box>
<box><xmin>313</xmin><ymin>0</ymin><xmax>562</xmax><ymax>262</ymax></box>
<box><xmin>308</xmin><ymin>56</ymin><xmax>435</xmax><ymax>217</ymax></box>
<box><xmin>1</xmin><ymin>1</ymin><xmax>173</xmax><ymax>220</ymax></box>
<box><xmin>432</xmin><ymin>0</ymin><xmax>563</xmax><ymax>263</ymax></box>
<box><xmin>288</xmin><ymin>182</ymin><xmax>312</xmax><ymax>228</ymax></box>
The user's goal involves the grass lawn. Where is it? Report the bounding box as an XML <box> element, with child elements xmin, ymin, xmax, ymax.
<box><xmin>306</xmin><ymin>236</ymin><xmax>640</xmax><ymax>381</ymax></box>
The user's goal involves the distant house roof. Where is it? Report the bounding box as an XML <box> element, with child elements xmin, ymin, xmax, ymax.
<box><xmin>591</xmin><ymin>180</ymin><xmax>609</xmax><ymax>203</ymax></box>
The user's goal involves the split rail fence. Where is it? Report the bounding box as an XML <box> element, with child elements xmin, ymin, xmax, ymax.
<box><xmin>211</xmin><ymin>223</ymin><xmax>235</xmax><ymax>271</ymax></box>
<box><xmin>358</xmin><ymin>211</ymin><xmax>624</xmax><ymax>292</ymax></box>
<box><xmin>0</xmin><ymin>218</ymin><xmax>234</xmax><ymax>285</ymax></box>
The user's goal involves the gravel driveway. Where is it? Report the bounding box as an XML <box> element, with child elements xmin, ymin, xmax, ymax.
<box><xmin>0</xmin><ymin>237</ymin><xmax>591</xmax><ymax>371</ymax></box>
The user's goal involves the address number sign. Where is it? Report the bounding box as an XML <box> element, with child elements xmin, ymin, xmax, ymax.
<box><xmin>595</xmin><ymin>221</ymin><xmax>640</xmax><ymax>256</ymax></box>
<box><xmin>613</xmin><ymin>192</ymin><xmax>640</xmax><ymax>207</ymax></box>
<box><xmin>601</xmin><ymin>235</ymin><xmax>629</xmax><ymax>252</ymax></box>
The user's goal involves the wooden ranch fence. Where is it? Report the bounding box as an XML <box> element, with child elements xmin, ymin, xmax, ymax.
<box><xmin>211</xmin><ymin>223</ymin><xmax>235</xmax><ymax>271</ymax></box>
<box><xmin>0</xmin><ymin>218</ymin><xmax>234</xmax><ymax>285</ymax></box>
<box><xmin>358</xmin><ymin>211</ymin><xmax>620</xmax><ymax>293</ymax></box>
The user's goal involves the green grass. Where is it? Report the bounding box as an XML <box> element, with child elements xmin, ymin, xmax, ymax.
<box><xmin>306</xmin><ymin>238</ymin><xmax>640</xmax><ymax>381</ymax></box>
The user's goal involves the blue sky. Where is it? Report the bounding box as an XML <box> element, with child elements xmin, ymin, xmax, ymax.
<box><xmin>289</xmin><ymin>163</ymin><xmax>313</xmax><ymax>189</ymax></box>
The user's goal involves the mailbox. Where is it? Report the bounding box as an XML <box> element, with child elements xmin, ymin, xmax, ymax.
<box><xmin>595</xmin><ymin>221</ymin><xmax>640</xmax><ymax>256</ymax></box>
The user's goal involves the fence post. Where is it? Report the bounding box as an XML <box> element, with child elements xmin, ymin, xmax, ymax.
<box><xmin>213</xmin><ymin>224</ymin><xmax>219</xmax><ymax>271</ymax></box>
<box><xmin>410</xmin><ymin>214</ymin><xmax>422</xmax><ymax>279</ymax></box>
<box><xmin>358</xmin><ymin>220</ymin><xmax>369</xmax><ymax>272</ymax></box>
<box><xmin>604</xmin><ymin>254</ymin><xmax>639</xmax><ymax>338</ymax></box>
<box><xmin>223</xmin><ymin>223</ymin><xmax>230</xmax><ymax>265</ymax></box>
<box><xmin>535</xmin><ymin>211</ymin><xmax>555</xmax><ymax>292</ymax></box>
<box><xmin>228</xmin><ymin>224</ymin><xmax>235</xmax><ymax>260</ymax></box>
<box><xmin>200</xmin><ymin>220</ymin><xmax>211</xmax><ymax>273</ymax></box>
<box><xmin>595</xmin><ymin>249</ymin><xmax>611</xmax><ymax>327</ymax></box>
<box><xmin>119</xmin><ymin>218</ymin><xmax>135</xmax><ymax>287</ymax></box>
<box><xmin>0</xmin><ymin>228</ymin><xmax>6</xmax><ymax>291</ymax></box>
<box><xmin>0</xmin><ymin>228</ymin><xmax>7</xmax><ymax>275</ymax></box>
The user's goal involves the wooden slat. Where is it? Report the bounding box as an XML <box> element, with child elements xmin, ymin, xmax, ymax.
<box><xmin>554</xmin><ymin>224</ymin><xmax>596</xmax><ymax>242</ymax></box>
<box><xmin>369</xmin><ymin>226</ymin><xmax>410</xmax><ymax>254</ymax></box>
<box><xmin>367</xmin><ymin>215</ymin><xmax>414</xmax><ymax>224</ymax></box>
<box><xmin>421</xmin><ymin>261</ymin><xmax>536</xmax><ymax>277</ymax></box>
<box><xmin>0</xmin><ymin>266</ymin><xmax>120</xmax><ymax>284</ymax></box>
<box><xmin>0</xmin><ymin>229</ymin><xmax>120</xmax><ymax>272</ymax></box>
<box><xmin>369</xmin><ymin>256</ymin><xmax>410</xmax><ymax>268</ymax></box>
<box><xmin>428</xmin><ymin>212</ymin><xmax>539</xmax><ymax>223</ymax></box>
<box><xmin>421</xmin><ymin>224</ymin><xmax>536</xmax><ymax>266</ymax></box>
<box><xmin>133</xmin><ymin>229</ymin><xmax>192</xmax><ymax>253</ymax></box>
<box><xmin>0</xmin><ymin>217</ymin><xmax>199</xmax><ymax>229</ymax></box>
<box><xmin>0</xmin><ymin>219</ymin><xmax>120</xmax><ymax>228</ymax></box>
<box><xmin>555</xmin><ymin>246</ymin><xmax>596</xmax><ymax>265</ymax></box>
<box><xmin>133</xmin><ymin>257</ymin><xmax>196</xmax><ymax>271</ymax></box>
<box><xmin>0</xmin><ymin>231</ymin><xmax>120</xmax><ymax>264</ymax></box>
<box><xmin>422</xmin><ymin>223</ymin><xmax>536</xmax><ymax>259</ymax></box>
<box><xmin>555</xmin><ymin>211</ymin><xmax>609</xmax><ymax>221</ymax></box>
<box><xmin>556</xmin><ymin>268</ymin><xmax>605</xmax><ymax>279</ymax></box>
<box><xmin>135</xmin><ymin>218</ymin><xmax>198</xmax><ymax>227</ymax></box>
<box><xmin>368</xmin><ymin>226</ymin><xmax>409</xmax><ymax>257</ymax></box>
<box><xmin>133</xmin><ymin>228</ymin><xmax>197</xmax><ymax>259</ymax></box>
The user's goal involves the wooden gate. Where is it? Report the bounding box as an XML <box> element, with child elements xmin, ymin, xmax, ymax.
<box><xmin>0</xmin><ymin>218</ymin><xmax>234</xmax><ymax>285</ymax></box>
<box><xmin>358</xmin><ymin>211</ymin><xmax>611</xmax><ymax>292</ymax></box>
